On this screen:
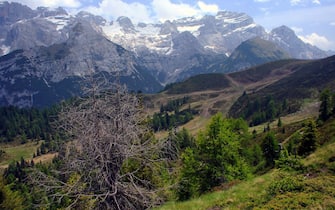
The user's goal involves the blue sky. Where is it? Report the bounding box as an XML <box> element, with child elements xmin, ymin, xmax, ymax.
<box><xmin>8</xmin><ymin>0</ymin><xmax>335</xmax><ymax>51</ymax></box>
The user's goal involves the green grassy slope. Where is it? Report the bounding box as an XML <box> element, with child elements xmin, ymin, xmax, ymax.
<box><xmin>157</xmin><ymin>117</ymin><xmax>335</xmax><ymax>210</ymax></box>
<box><xmin>165</xmin><ymin>74</ymin><xmax>232</xmax><ymax>94</ymax></box>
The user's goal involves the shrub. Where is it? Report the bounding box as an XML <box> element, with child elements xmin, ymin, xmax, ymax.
<box><xmin>267</xmin><ymin>173</ymin><xmax>304</xmax><ymax>197</ymax></box>
<box><xmin>275</xmin><ymin>150</ymin><xmax>304</xmax><ymax>172</ymax></box>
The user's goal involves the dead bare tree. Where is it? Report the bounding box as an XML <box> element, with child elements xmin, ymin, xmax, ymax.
<box><xmin>29</xmin><ymin>74</ymin><xmax>166</xmax><ymax>209</ymax></box>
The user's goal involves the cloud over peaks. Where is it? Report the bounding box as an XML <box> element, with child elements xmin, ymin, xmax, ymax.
<box><xmin>10</xmin><ymin>0</ymin><xmax>82</xmax><ymax>9</ymax></box>
<box><xmin>152</xmin><ymin>0</ymin><xmax>218</xmax><ymax>22</ymax></box>
<box><xmin>197</xmin><ymin>1</ymin><xmax>219</xmax><ymax>14</ymax></box>
<box><xmin>299</xmin><ymin>33</ymin><xmax>334</xmax><ymax>51</ymax></box>
<box><xmin>83</xmin><ymin>0</ymin><xmax>152</xmax><ymax>23</ymax></box>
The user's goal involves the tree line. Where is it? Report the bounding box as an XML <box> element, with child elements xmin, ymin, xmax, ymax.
<box><xmin>0</xmin><ymin>106</ymin><xmax>58</xmax><ymax>143</ymax></box>
<box><xmin>151</xmin><ymin>97</ymin><xmax>198</xmax><ymax>131</ymax></box>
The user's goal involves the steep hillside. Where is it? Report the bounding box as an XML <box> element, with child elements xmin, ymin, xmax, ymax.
<box><xmin>154</xmin><ymin>56</ymin><xmax>334</xmax><ymax>132</ymax></box>
<box><xmin>164</xmin><ymin>74</ymin><xmax>232</xmax><ymax>94</ymax></box>
<box><xmin>158</xmin><ymin>112</ymin><xmax>335</xmax><ymax>210</ymax></box>
<box><xmin>223</xmin><ymin>37</ymin><xmax>291</xmax><ymax>72</ymax></box>
<box><xmin>229</xmin><ymin>55</ymin><xmax>335</xmax><ymax>124</ymax></box>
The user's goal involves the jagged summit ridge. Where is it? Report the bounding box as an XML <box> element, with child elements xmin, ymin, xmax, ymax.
<box><xmin>102</xmin><ymin>11</ymin><xmax>265</xmax><ymax>56</ymax></box>
<box><xmin>0</xmin><ymin>1</ymin><xmax>328</xmax><ymax>60</ymax></box>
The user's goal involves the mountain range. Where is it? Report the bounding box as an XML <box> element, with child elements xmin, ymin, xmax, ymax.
<box><xmin>0</xmin><ymin>1</ymin><xmax>332</xmax><ymax>107</ymax></box>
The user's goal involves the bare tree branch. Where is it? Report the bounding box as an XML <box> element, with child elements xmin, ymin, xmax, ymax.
<box><xmin>29</xmin><ymin>74</ymin><xmax>167</xmax><ymax>209</ymax></box>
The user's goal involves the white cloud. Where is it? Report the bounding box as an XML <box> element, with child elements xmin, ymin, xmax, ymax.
<box><xmin>299</xmin><ymin>33</ymin><xmax>334</xmax><ymax>51</ymax></box>
<box><xmin>254</xmin><ymin>0</ymin><xmax>271</xmax><ymax>2</ymax></box>
<box><xmin>24</xmin><ymin>0</ymin><xmax>220</xmax><ymax>23</ymax></box>
<box><xmin>312</xmin><ymin>0</ymin><xmax>321</xmax><ymax>5</ymax></box>
<box><xmin>197</xmin><ymin>1</ymin><xmax>219</xmax><ymax>14</ymax></box>
<box><xmin>151</xmin><ymin>0</ymin><xmax>219</xmax><ymax>22</ymax></box>
<box><xmin>290</xmin><ymin>0</ymin><xmax>302</xmax><ymax>6</ymax></box>
<box><xmin>151</xmin><ymin>0</ymin><xmax>198</xmax><ymax>21</ymax></box>
<box><xmin>83</xmin><ymin>0</ymin><xmax>152</xmax><ymax>23</ymax></box>
<box><xmin>8</xmin><ymin>0</ymin><xmax>81</xmax><ymax>9</ymax></box>
<box><xmin>290</xmin><ymin>0</ymin><xmax>321</xmax><ymax>6</ymax></box>
<box><xmin>330</xmin><ymin>22</ymin><xmax>335</xmax><ymax>26</ymax></box>
<box><xmin>291</xmin><ymin>26</ymin><xmax>303</xmax><ymax>33</ymax></box>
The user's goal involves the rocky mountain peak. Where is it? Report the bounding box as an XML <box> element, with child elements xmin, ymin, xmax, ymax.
<box><xmin>172</xmin><ymin>31</ymin><xmax>204</xmax><ymax>54</ymax></box>
<box><xmin>271</xmin><ymin>25</ymin><xmax>296</xmax><ymax>40</ymax></box>
<box><xmin>199</xmin><ymin>15</ymin><xmax>217</xmax><ymax>34</ymax></box>
<box><xmin>36</xmin><ymin>6</ymin><xmax>68</xmax><ymax>17</ymax></box>
<box><xmin>160</xmin><ymin>20</ymin><xmax>178</xmax><ymax>35</ymax></box>
<box><xmin>0</xmin><ymin>1</ymin><xmax>36</xmax><ymax>24</ymax></box>
<box><xmin>270</xmin><ymin>25</ymin><xmax>328</xmax><ymax>59</ymax></box>
<box><xmin>116</xmin><ymin>16</ymin><xmax>135</xmax><ymax>33</ymax></box>
<box><xmin>76</xmin><ymin>11</ymin><xmax>106</xmax><ymax>26</ymax></box>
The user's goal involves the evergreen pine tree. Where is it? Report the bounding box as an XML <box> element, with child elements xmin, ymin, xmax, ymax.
<box><xmin>261</xmin><ymin>132</ymin><xmax>280</xmax><ymax>167</ymax></box>
<box><xmin>298</xmin><ymin>120</ymin><xmax>318</xmax><ymax>156</ymax></box>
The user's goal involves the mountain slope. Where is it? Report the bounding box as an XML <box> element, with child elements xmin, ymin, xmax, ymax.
<box><xmin>159</xmin><ymin>56</ymin><xmax>335</xmax><ymax>128</ymax></box>
<box><xmin>0</xmin><ymin>2</ymin><xmax>329</xmax><ymax>86</ymax></box>
<box><xmin>164</xmin><ymin>74</ymin><xmax>232</xmax><ymax>94</ymax></box>
<box><xmin>229</xmin><ymin>55</ymin><xmax>335</xmax><ymax>123</ymax></box>
<box><xmin>269</xmin><ymin>25</ymin><xmax>327</xmax><ymax>59</ymax></box>
<box><xmin>0</xmin><ymin>20</ymin><xmax>162</xmax><ymax>107</ymax></box>
<box><xmin>223</xmin><ymin>37</ymin><xmax>291</xmax><ymax>72</ymax></box>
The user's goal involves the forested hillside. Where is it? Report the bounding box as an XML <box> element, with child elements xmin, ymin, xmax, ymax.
<box><xmin>1</xmin><ymin>56</ymin><xmax>335</xmax><ymax>209</ymax></box>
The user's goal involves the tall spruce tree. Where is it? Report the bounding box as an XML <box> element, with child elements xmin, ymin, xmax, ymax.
<box><xmin>261</xmin><ymin>132</ymin><xmax>280</xmax><ymax>167</ymax></box>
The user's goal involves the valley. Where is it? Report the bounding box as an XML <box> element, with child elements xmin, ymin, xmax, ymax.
<box><xmin>0</xmin><ymin>1</ymin><xmax>335</xmax><ymax>209</ymax></box>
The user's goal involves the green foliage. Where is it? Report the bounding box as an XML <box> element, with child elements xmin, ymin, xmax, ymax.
<box><xmin>298</xmin><ymin>120</ymin><xmax>319</xmax><ymax>156</ymax></box>
<box><xmin>319</xmin><ymin>88</ymin><xmax>334</xmax><ymax>122</ymax></box>
<box><xmin>267</xmin><ymin>173</ymin><xmax>304</xmax><ymax>197</ymax></box>
<box><xmin>261</xmin><ymin>132</ymin><xmax>280</xmax><ymax>167</ymax></box>
<box><xmin>175</xmin><ymin>128</ymin><xmax>195</xmax><ymax>151</ymax></box>
<box><xmin>151</xmin><ymin>98</ymin><xmax>197</xmax><ymax>131</ymax></box>
<box><xmin>165</xmin><ymin>74</ymin><xmax>231</xmax><ymax>94</ymax></box>
<box><xmin>176</xmin><ymin>113</ymin><xmax>251</xmax><ymax>200</ymax></box>
<box><xmin>233</xmin><ymin>94</ymin><xmax>290</xmax><ymax>126</ymax></box>
<box><xmin>162</xmin><ymin>128</ymin><xmax>196</xmax><ymax>161</ymax></box>
<box><xmin>177</xmin><ymin>148</ymin><xmax>202</xmax><ymax>200</ymax></box>
<box><xmin>277</xmin><ymin>117</ymin><xmax>282</xmax><ymax>127</ymax></box>
<box><xmin>0</xmin><ymin>150</ymin><xmax>6</xmax><ymax>161</ymax></box>
<box><xmin>243</xmin><ymin>144</ymin><xmax>265</xmax><ymax>172</ymax></box>
<box><xmin>275</xmin><ymin>149</ymin><xmax>304</xmax><ymax>172</ymax></box>
<box><xmin>242</xmin><ymin>95</ymin><xmax>289</xmax><ymax>126</ymax></box>
<box><xmin>0</xmin><ymin>106</ymin><xmax>58</xmax><ymax>143</ymax></box>
<box><xmin>286</xmin><ymin>131</ymin><xmax>301</xmax><ymax>157</ymax></box>
<box><xmin>160</xmin><ymin>97</ymin><xmax>190</xmax><ymax>113</ymax></box>
<box><xmin>0</xmin><ymin>177</ymin><xmax>25</xmax><ymax>210</ymax></box>
<box><xmin>262</xmin><ymin>172</ymin><xmax>335</xmax><ymax>210</ymax></box>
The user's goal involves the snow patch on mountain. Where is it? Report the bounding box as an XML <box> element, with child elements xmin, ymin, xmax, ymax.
<box><xmin>101</xmin><ymin>21</ymin><xmax>172</xmax><ymax>54</ymax></box>
<box><xmin>45</xmin><ymin>15</ymin><xmax>71</xmax><ymax>31</ymax></box>
<box><xmin>1</xmin><ymin>44</ymin><xmax>10</xmax><ymax>54</ymax></box>
<box><xmin>177</xmin><ymin>25</ymin><xmax>203</xmax><ymax>35</ymax></box>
